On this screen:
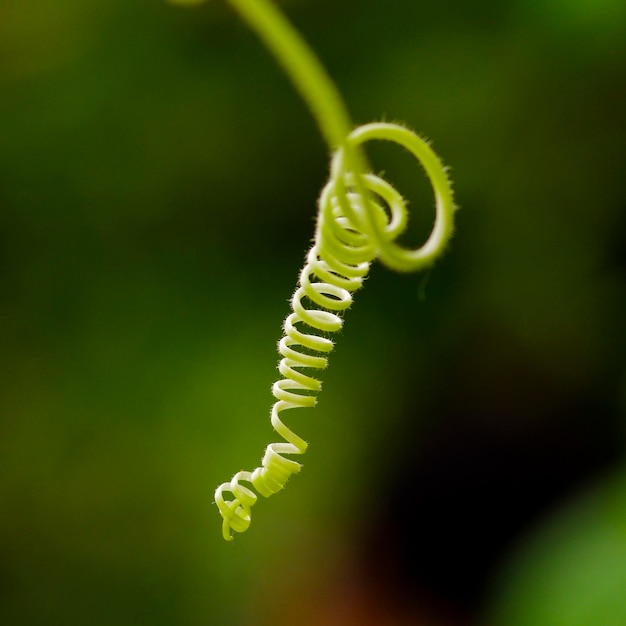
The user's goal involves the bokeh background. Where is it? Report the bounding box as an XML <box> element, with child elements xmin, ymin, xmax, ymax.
<box><xmin>1</xmin><ymin>0</ymin><xmax>625</xmax><ymax>624</ymax></box>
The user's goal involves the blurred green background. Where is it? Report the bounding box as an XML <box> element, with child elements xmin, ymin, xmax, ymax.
<box><xmin>1</xmin><ymin>0</ymin><xmax>625</xmax><ymax>624</ymax></box>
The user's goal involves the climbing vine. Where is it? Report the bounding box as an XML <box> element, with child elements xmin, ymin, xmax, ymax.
<box><xmin>169</xmin><ymin>0</ymin><xmax>456</xmax><ymax>541</ymax></box>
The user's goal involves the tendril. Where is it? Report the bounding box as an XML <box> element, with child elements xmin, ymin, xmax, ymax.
<box><xmin>168</xmin><ymin>0</ymin><xmax>456</xmax><ymax>540</ymax></box>
<box><xmin>215</xmin><ymin>121</ymin><xmax>455</xmax><ymax>540</ymax></box>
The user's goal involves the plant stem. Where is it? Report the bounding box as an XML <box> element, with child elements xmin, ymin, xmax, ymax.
<box><xmin>227</xmin><ymin>0</ymin><xmax>380</xmax><ymax>237</ymax></box>
<box><xmin>226</xmin><ymin>0</ymin><xmax>355</xmax><ymax>151</ymax></box>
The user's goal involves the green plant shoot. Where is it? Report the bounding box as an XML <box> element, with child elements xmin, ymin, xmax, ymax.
<box><xmin>169</xmin><ymin>0</ymin><xmax>456</xmax><ymax>541</ymax></box>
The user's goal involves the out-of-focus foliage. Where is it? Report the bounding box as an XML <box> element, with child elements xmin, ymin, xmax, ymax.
<box><xmin>1</xmin><ymin>0</ymin><xmax>625</xmax><ymax>625</ymax></box>
<box><xmin>486</xmin><ymin>466</ymin><xmax>626</xmax><ymax>626</ymax></box>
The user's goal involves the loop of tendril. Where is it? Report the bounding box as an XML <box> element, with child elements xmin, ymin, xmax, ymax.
<box><xmin>214</xmin><ymin>122</ymin><xmax>455</xmax><ymax>540</ymax></box>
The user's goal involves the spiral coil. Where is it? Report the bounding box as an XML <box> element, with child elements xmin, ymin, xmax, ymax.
<box><xmin>214</xmin><ymin>122</ymin><xmax>455</xmax><ymax>541</ymax></box>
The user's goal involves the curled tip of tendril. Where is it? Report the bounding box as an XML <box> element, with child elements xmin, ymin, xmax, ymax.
<box><xmin>215</xmin><ymin>120</ymin><xmax>455</xmax><ymax>540</ymax></box>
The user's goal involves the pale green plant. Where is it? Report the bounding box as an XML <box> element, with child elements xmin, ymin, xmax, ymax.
<box><xmin>170</xmin><ymin>0</ymin><xmax>456</xmax><ymax>541</ymax></box>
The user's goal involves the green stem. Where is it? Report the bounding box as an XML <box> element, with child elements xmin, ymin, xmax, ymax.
<box><xmin>227</xmin><ymin>0</ymin><xmax>353</xmax><ymax>151</ymax></box>
<box><xmin>227</xmin><ymin>0</ymin><xmax>382</xmax><ymax>244</ymax></box>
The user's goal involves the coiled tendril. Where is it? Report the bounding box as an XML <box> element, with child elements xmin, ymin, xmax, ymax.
<box><xmin>168</xmin><ymin>0</ymin><xmax>456</xmax><ymax>540</ymax></box>
<box><xmin>214</xmin><ymin>122</ymin><xmax>455</xmax><ymax>540</ymax></box>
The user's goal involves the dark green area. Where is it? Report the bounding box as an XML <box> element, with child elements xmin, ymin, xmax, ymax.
<box><xmin>1</xmin><ymin>0</ymin><xmax>625</xmax><ymax>624</ymax></box>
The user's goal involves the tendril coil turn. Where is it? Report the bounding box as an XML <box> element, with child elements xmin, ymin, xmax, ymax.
<box><xmin>215</xmin><ymin>122</ymin><xmax>455</xmax><ymax>540</ymax></box>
